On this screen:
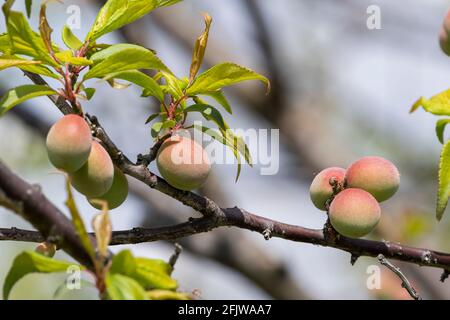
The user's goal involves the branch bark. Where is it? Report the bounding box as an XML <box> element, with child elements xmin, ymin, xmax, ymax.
<box><xmin>2</xmin><ymin>203</ymin><xmax>450</xmax><ymax>272</ymax></box>
<box><xmin>0</xmin><ymin>161</ymin><xmax>94</xmax><ymax>269</ymax></box>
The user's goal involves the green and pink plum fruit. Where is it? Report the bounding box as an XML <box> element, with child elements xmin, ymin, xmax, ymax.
<box><xmin>309</xmin><ymin>167</ymin><xmax>346</xmax><ymax>210</ymax></box>
<box><xmin>329</xmin><ymin>188</ymin><xmax>381</xmax><ymax>238</ymax></box>
<box><xmin>70</xmin><ymin>141</ymin><xmax>114</xmax><ymax>197</ymax></box>
<box><xmin>441</xmin><ymin>10</ymin><xmax>450</xmax><ymax>56</ymax></box>
<box><xmin>46</xmin><ymin>114</ymin><xmax>92</xmax><ymax>172</ymax></box>
<box><xmin>88</xmin><ymin>167</ymin><xmax>129</xmax><ymax>210</ymax></box>
<box><xmin>345</xmin><ymin>156</ymin><xmax>400</xmax><ymax>202</ymax></box>
<box><xmin>157</xmin><ymin>135</ymin><xmax>211</xmax><ymax>191</ymax></box>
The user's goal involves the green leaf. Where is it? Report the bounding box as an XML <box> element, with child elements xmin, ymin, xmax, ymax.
<box><xmin>109</xmin><ymin>250</ymin><xmax>177</xmax><ymax>291</ymax></box>
<box><xmin>84</xmin><ymin>44</ymin><xmax>170</xmax><ymax>80</ymax></box>
<box><xmin>103</xmin><ymin>70</ymin><xmax>164</xmax><ymax>102</ymax></box>
<box><xmin>62</xmin><ymin>25</ymin><xmax>83</xmax><ymax>50</ymax></box>
<box><xmin>81</xmin><ymin>87</ymin><xmax>96</xmax><ymax>100</ymax></box>
<box><xmin>162</xmin><ymin>119</ymin><xmax>176</xmax><ymax>130</ymax></box>
<box><xmin>39</xmin><ymin>3</ymin><xmax>54</xmax><ymax>58</ymax></box>
<box><xmin>145</xmin><ymin>112</ymin><xmax>161</xmax><ymax>124</ymax></box>
<box><xmin>65</xmin><ymin>177</ymin><xmax>96</xmax><ymax>262</ymax></box>
<box><xmin>0</xmin><ymin>54</ymin><xmax>60</xmax><ymax>79</ymax></box>
<box><xmin>89</xmin><ymin>43</ymin><xmax>132</xmax><ymax>63</ymax></box>
<box><xmin>106</xmin><ymin>78</ymin><xmax>130</xmax><ymax>90</ymax></box>
<box><xmin>189</xmin><ymin>13</ymin><xmax>212</xmax><ymax>81</ymax></box>
<box><xmin>220</xmin><ymin>129</ymin><xmax>245</xmax><ymax>182</ymax></box>
<box><xmin>110</xmin><ymin>250</ymin><xmax>137</xmax><ymax>275</ymax></box>
<box><xmin>184</xmin><ymin>103</ymin><xmax>227</xmax><ymax>130</ymax></box>
<box><xmin>86</xmin><ymin>0</ymin><xmax>182</xmax><ymax>41</ymax></box>
<box><xmin>92</xmin><ymin>210</ymin><xmax>112</xmax><ymax>259</ymax></box>
<box><xmin>135</xmin><ymin>257</ymin><xmax>172</xmax><ymax>276</ymax></box>
<box><xmin>0</xmin><ymin>84</ymin><xmax>56</xmax><ymax>116</ymax></box>
<box><xmin>0</xmin><ymin>33</ymin><xmax>12</xmax><ymax>54</ymax></box>
<box><xmin>5</xmin><ymin>11</ymin><xmax>58</xmax><ymax>66</ymax></box>
<box><xmin>133</xmin><ymin>260</ymin><xmax>177</xmax><ymax>290</ymax></box>
<box><xmin>436</xmin><ymin>119</ymin><xmax>450</xmax><ymax>144</ymax></box>
<box><xmin>201</xmin><ymin>90</ymin><xmax>232</xmax><ymax>114</ymax></box>
<box><xmin>437</xmin><ymin>140</ymin><xmax>450</xmax><ymax>221</ymax></box>
<box><xmin>54</xmin><ymin>50</ymin><xmax>93</xmax><ymax>66</ymax></box>
<box><xmin>151</xmin><ymin>121</ymin><xmax>163</xmax><ymax>138</ymax></box>
<box><xmin>3</xmin><ymin>251</ymin><xmax>78</xmax><ymax>300</ymax></box>
<box><xmin>192</xmin><ymin>124</ymin><xmax>251</xmax><ymax>182</ymax></box>
<box><xmin>224</xmin><ymin>129</ymin><xmax>252</xmax><ymax>167</ymax></box>
<box><xmin>25</xmin><ymin>0</ymin><xmax>32</xmax><ymax>18</ymax></box>
<box><xmin>161</xmin><ymin>71</ymin><xmax>183</xmax><ymax>100</ymax></box>
<box><xmin>2</xmin><ymin>0</ymin><xmax>15</xmax><ymax>18</ymax></box>
<box><xmin>410</xmin><ymin>90</ymin><xmax>450</xmax><ymax>115</ymax></box>
<box><xmin>187</xmin><ymin>62</ymin><xmax>270</xmax><ymax>95</ymax></box>
<box><xmin>147</xmin><ymin>289</ymin><xmax>191</xmax><ymax>300</ymax></box>
<box><xmin>18</xmin><ymin>62</ymin><xmax>60</xmax><ymax>79</ymax></box>
<box><xmin>105</xmin><ymin>273</ymin><xmax>147</xmax><ymax>300</ymax></box>
<box><xmin>0</xmin><ymin>55</ymin><xmax>41</xmax><ymax>71</ymax></box>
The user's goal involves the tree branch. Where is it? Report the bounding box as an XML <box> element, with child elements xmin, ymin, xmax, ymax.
<box><xmin>22</xmin><ymin>71</ymin><xmax>73</xmax><ymax>115</ymax></box>
<box><xmin>0</xmin><ymin>161</ymin><xmax>95</xmax><ymax>269</ymax></box>
<box><xmin>2</xmin><ymin>205</ymin><xmax>450</xmax><ymax>273</ymax></box>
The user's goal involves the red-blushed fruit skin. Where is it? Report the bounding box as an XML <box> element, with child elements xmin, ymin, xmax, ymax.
<box><xmin>440</xmin><ymin>26</ymin><xmax>450</xmax><ymax>56</ymax></box>
<box><xmin>70</xmin><ymin>141</ymin><xmax>114</xmax><ymax>197</ymax></box>
<box><xmin>309</xmin><ymin>167</ymin><xmax>346</xmax><ymax>210</ymax></box>
<box><xmin>329</xmin><ymin>188</ymin><xmax>381</xmax><ymax>238</ymax></box>
<box><xmin>440</xmin><ymin>10</ymin><xmax>450</xmax><ymax>56</ymax></box>
<box><xmin>88</xmin><ymin>167</ymin><xmax>129</xmax><ymax>210</ymax></box>
<box><xmin>157</xmin><ymin>135</ymin><xmax>211</xmax><ymax>191</ymax></box>
<box><xmin>46</xmin><ymin>114</ymin><xmax>92</xmax><ymax>172</ymax></box>
<box><xmin>345</xmin><ymin>156</ymin><xmax>400</xmax><ymax>202</ymax></box>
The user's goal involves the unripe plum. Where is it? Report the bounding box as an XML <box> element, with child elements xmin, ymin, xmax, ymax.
<box><xmin>440</xmin><ymin>10</ymin><xmax>450</xmax><ymax>56</ymax></box>
<box><xmin>88</xmin><ymin>167</ymin><xmax>129</xmax><ymax>210</ymax></box>
<box><xmin>70</xmin><ymin>141</ymin><xmax>114</xmax><ymax>197</ymax></box>
<box><xmin>309</xmin><ymin>167</ymin><xmax>346</xmax><ymax>210</ymax></box>
<box><xmin>329</xmin><ymin>188</ymin><xmax>381</xmax><ymax>238</ymax></box>
<box><xmin>157</xmin><ymin>135</ymin><xmax>211</xmax><ymax>191</ymax></box>
<box><xmin>345</xmin><ymin>156</ymin><xmax>400</xmax><ymax>202</ymax></box>
<box><xmin>46</xmin><ymin>114</ymin><xmax>92</xmax><ymax>172</ymax></box>
<box><xmin>440</xmin><ymin>26</ymin><xmax>450</xmax><ymax>56</ymax></box>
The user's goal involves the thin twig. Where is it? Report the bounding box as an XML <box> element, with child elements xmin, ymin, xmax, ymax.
<box><xmin>378</xmin><ymin>254</ymin><xmax>421</xmax><ymax>300</ymax></box>
<box><xmin>168</xmin><ymin>243</ymin><xmax>183</xmax><ymax>273</ymax></box>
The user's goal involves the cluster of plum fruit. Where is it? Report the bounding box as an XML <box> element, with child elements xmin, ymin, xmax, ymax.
<box><xmin>46</xmin><ymin>115</ymin><xmax>212</xmax><ymax>210</ymax></box>
<box><xmin>309</xmin><ymin>156</ymin><xmax>400</xmax><ymax>238</ymax></box>
<box><xmin>46</xmin><ymin>115</ymin><xmax>128</xmax><ymax>210</ymax></box>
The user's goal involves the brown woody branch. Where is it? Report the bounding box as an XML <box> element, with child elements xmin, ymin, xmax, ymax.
<box><xmin>2</xmin><ymin>203</ymin><xmax>450</xmax><ymax>273</ymax></box>
<box><xmin>0</xmin><ymin>161</ymin><xmax>95</xmax><ymax>269</ymax></box>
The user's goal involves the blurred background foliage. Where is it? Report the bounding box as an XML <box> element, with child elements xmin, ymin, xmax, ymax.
<box><xmin>1</xmin><ymin>0</ymin><xmax>450</xmax><ymax>299</ymax></box>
